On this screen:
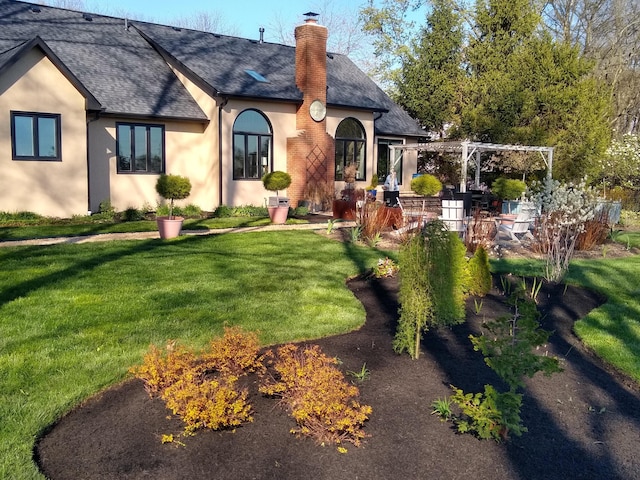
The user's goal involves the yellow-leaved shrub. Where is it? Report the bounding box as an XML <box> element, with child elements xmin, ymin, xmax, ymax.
<box><xmin>259</xmin><ymin>344</ymin><xmax>372</xmax><ymax>446</ymax></box>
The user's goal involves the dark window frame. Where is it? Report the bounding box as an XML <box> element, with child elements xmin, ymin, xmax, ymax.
<box><xmin>10</xmin><ymin>111</ymin><xmax>62</xmax><ymax>161</ymax></box>
<box><xmin>232</xmin><ymin>109</ymin><xmax>273</xmax><ymax>180</ymax></box>
<box><xmin>116</xmin><ymin>122</ymin><xmax>165</xmax><ymax>174</ymax></box>
<box><xmin>377</xmin><ymin>138</ymin><xmax>404</xmax><ymax>185</ymax></box>
<box><xmin>334</xmin><ymin>118</ymin><xmax>366</xmax><ymax>181</ymax></box>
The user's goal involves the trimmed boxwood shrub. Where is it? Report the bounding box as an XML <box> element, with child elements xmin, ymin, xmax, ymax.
<box><xmin>411</xmin><ymin>174</ymin><xmax>442</xmax><ymax>197</ymax></box>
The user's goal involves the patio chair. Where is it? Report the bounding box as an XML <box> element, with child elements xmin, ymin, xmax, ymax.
<box><xmin>498</xmin><ymin>212</ymin><xmax>533</xmax><ymax>242</ymax></box>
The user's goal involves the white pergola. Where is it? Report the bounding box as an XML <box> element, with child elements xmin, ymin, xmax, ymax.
<box><xmin>389</xmin><ymin>141</ymin><xmax>554</xmax><ymax>193</ymax></box>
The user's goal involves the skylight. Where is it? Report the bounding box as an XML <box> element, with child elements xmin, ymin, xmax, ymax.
<box><xmin>245</xmin><ymin>70</ymin><xmax>269</xmax><ymax>83</ymax></box>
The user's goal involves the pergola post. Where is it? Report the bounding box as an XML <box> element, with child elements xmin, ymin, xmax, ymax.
<box><xmin>460</xmin><ymin>141</ymin><xmax>468</xmax><ymax>193</ymax></box>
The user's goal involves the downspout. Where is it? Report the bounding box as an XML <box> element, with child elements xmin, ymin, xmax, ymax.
<box><xmin>86</xmin><ymin>110</ymin><xmax>103</xmax><ymax>214</ymax></box>
<box><xmin>218</xmin><ymin>96</ymin><xmax>229</xmax><ymax>207</ymax></box>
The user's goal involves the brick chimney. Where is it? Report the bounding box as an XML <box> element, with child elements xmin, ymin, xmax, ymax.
<box><xmin>286</xmin><ymin>13</ymin><xmax>336</xmax><ymax>208</ymax></box>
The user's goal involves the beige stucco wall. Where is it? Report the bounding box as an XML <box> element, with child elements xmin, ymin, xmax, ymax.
<box><xmin>87</xmin><ymin>64</ymin><xmax>217</xmax><ymax>214</ymax></box>
<box><xmin>220</xmin><ymin>99</ymin><xmax>300</xmax><ymax>207</ymax></box>
<box><xmin>88</xmin><ymin>116</ymin><xmax>215</xmax><ymax>213</ymax></box>
<box><xmin>0</xmin><ymin>49</ymin><xmax>88</xmax><ymax>217</ymax></box>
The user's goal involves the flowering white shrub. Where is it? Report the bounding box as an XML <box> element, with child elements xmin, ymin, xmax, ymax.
<box><xmin>526</xmin><ymin>177</ymin><xmax>599</xmax><ymax>282</ymax></box>
<box><xmin>595</xmin><ymin>134</ymin><xmax>640</xmax><ymax>190</ymax></box>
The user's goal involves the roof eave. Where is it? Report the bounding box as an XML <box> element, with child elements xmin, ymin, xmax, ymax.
<box><xmin>0</xmin><ymin>36</ymin><xmax>103</xmax><ymax>111</ymax></box>
<box><xmin>100</xmin><ymin>110</ymin><xmax>210</xmax><ymax>124</ymax></box>
<box><xmin>132</xmin><ymin>25</ymin><xmax>221</xmax><ymax>98</ymax></box>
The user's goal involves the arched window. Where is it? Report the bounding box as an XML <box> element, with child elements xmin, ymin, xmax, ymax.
<box><xmin>233</xmin><ymin>109</ymin><xmax>272</xmax><ymax>180</ymax></box>
<box><xmin>335</xmin><ymin>118</ymin><xmax>366</xmax><ymax>181</ymax></box>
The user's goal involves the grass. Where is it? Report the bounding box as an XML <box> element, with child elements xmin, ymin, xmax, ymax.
<box><xmin>492</xmin><ymin>253</ymin><xmax>640</xmax><ymax>386</ymax></box>
<box><xmin>0</xmin><ymin>216</ymin><xmax>309</xmax><ymax>241</ymax></box>
<box><xmin>0</xmin><ymin>231</ymin><xmax>385</xmax><ymax>479</ymax></box>
<box><xmin>2</xmin><ymin>219</ymin><xmax>639</xmax><ymax>478</ymax></box>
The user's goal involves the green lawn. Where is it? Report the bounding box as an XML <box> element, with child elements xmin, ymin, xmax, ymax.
<box><xmin>0</xmin><ymin>231</ymin><xmax>384</xmax><ymax>479</ymax></box>
<box><xmin>492</xmin><ymin>250</ymin><xmax>640</xmax><ymax>386</ymax></box>
<box><xmin>0</xmin><ymin>216</ymin><xmax>311</xmax><ymax>241</ymax></box>
<box><xmin>2</xmin><ymin>225</ymin><xmax>640</xmax><ymax>479</ymax></box>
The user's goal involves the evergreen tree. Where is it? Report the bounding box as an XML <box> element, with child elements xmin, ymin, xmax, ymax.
<box><xmin>396</xmin><ymin>0</ymin><xmax>464</xmax><ymax>137</ymax></box>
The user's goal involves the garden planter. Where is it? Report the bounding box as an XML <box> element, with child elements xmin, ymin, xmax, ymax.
<box><xmin>268</xmin><ymin>206</ymin><xmax>289</xmax><ymax>224</ymax></box>
<box><xmin>332</xmin><ymin>199</ymin><xmax>356</xmax><ymax>220</ymax></box>
<box><xmin>501</xmin><ymin>200</ymin><xmax>521</xmax><ymax>214</ymax></box>
<box><xmin>156</xmin><ymin>216</ymin><xmax>184</xmax><ymax>239</ymax></box>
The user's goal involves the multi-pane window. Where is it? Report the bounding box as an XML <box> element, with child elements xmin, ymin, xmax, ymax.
<box><xmin>335</xmin><ymin>118</ymin><xmax>366</xmax><ymax>181</ymax></box>
<box><xmin>116</xmin><ymin>123</ymin><xmax>164</xmax><ymax>173</ymax></box>
<box><xmin>233</xmin><ymin>109</ymin><xmax>272</xmax><ymax>180</ymax></box>
<box><xmin>11</xmin><ymin>111</ymin><xmax>61</xmax><ymax>160</ymax></box>
<box><xmin>377</xmin><ymin>139</ymin><xmax>403</xmax><ymax>185</ymax></box>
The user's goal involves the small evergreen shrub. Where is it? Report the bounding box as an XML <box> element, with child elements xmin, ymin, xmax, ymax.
<box><xmin>394</xmin><ymin>221</ymin><xmax>469</xmax><ymax>359</ymax></box>
<box><xmin>182</xmin><ymin>204</ymin><xmax>203</xmax><ymax>218</ymax></box>
<box><xmin>448</xmin><ymin>288</ymin><xmax>562</xmax><ymax>441</ymax></box>
<box><xmin>466</xmin><ymin>245</ymin><xmax>492</xmax><ymax>297</ymax></box>
<box><xmin>410</xmin><ymin>174</ymin><xmax>442</xmax><ymax>197</ymax></box>
<box><xmin>213</xmin><ymin>205</ymin><xmax>233</xmax><ymax>217</ymax></box>
<box><xmin>121</xmin><ymin>207</ymin><xmax>145</xmax><ymax>222</ymax></box>
<box><xmin>394</xmin><ymin>231</ymin><xmax>432</xmax><ymax>359</ymax></box>
<box><xmin>492</xmin><ymin>177</ymin><xmax>526</xmax><ymax>200</ymax></box>
<box><xmin>293</xmin><ymin>205</ymin><xmax>309</xmax><ymax>217</ymax></box>
<box><xmin>259</xmin><ymin>344</ymin><xmax>372</xmax><ymax>446</ymax></box>
<box><xmin>427</xmin><ymin>224</ymin><xmax>468</xmax><ymax>325</ymax></box>
<box><xmin>156</xmin><ymin>174</ymin><xmax>192</xmax><ymax>218</ymax></box>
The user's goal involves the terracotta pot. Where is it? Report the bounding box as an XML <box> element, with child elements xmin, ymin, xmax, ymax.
<box><xmin>156</xmin><ymin>216</ymin><xmax>184</xmax><ymax>239</ymax></box>
<box><xmin>268</xmin><ymin>206</ymin><xmax>289</xmax><ymax>224</ymax></box>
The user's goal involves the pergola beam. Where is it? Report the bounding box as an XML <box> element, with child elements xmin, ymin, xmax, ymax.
<box><xmin>389</xmin><ymin>140</ymin><xmax>554</xmax><ymax>192</ymax></box>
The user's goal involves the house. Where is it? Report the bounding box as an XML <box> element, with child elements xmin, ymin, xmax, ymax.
<box><xmin>0</xmin><ymin>0</ymin><xmax>424</xmax><ymax>218</ymax></box>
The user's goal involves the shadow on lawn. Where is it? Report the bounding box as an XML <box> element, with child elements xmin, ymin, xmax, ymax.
<box><xmin>424</xmin><ymin>281</ymin><xmax>640</xmax><ymax>480</ymax></box>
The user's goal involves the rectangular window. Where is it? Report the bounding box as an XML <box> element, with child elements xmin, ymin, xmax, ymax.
<box><xmin>11</xmin><ymin>111</ymin><xmax>61</xmax><ymax>160</ymax></box>
<box><xmin>116</xmin><ymin>123</ymin><xmax>165</xmax><ymax>173</ymax></box>
<box><xmin>377</xmin><ymin>139</ymin><xmax>403</xmax><ymax>185</ymax></box>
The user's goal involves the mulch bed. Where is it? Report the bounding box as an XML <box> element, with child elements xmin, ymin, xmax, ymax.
<box><xmin>35</xmin><ymin>275</ymin><xmax>640</xmax><ymax>480</ymax></box>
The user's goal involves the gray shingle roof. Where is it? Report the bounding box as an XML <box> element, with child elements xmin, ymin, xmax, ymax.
<box><xmin>0</xmin><ymin>0</ymin><xmax>207</xmax><ymax>120</ymax></box>
<box><xmin>0</xmin><ymin>0</ymin><xmax>423</xmax><ymax>135</ymax></box>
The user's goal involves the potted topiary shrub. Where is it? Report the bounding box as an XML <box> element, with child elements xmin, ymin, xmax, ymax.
<box><xmin>410</xmin><ymin>173</ymin><xmax>442</xmax><ymax>197</ymax></box>
<box><xmin>492</xmin><ymin>177</ymin><xmax>527</xmax><ymax>215</ymax></box>
<box><xmin>262</xmin><ymin>170</ymin><xmax>292</xmax><ymax>224</ymax></box>
<box><xmin>155</xmin><ymin>173</ymin><xmax>192</xmax><ymax>239</ymax></box>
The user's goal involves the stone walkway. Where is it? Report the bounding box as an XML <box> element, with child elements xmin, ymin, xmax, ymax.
<box><xmin>0</xmin><ymin>219</ymin><xmax>357</xmax><ymax>248</ymax></box>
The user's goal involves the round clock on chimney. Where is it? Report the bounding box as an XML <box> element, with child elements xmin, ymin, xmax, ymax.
<box><xmin>309</xmin><ymin>99</ymin><xmax>326</xmax><ymax>122</ymax></box>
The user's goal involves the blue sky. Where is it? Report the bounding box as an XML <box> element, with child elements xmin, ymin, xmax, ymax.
<box><xmin>81</xmin><ymin>0</ymin><xmax>374</xmax><ymax>40</ymax></box>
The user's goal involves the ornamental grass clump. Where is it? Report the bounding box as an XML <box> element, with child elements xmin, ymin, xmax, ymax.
<box><xmin>259</xmin><ymin>344</ymin><xmax>372</xmax><ymax>447</ymax></box>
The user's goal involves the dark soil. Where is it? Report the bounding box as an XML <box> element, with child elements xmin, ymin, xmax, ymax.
<box><xmin>35</xmin><ymin>276</ymin><xmax>640</xmax><ymax>480</ymax></box>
